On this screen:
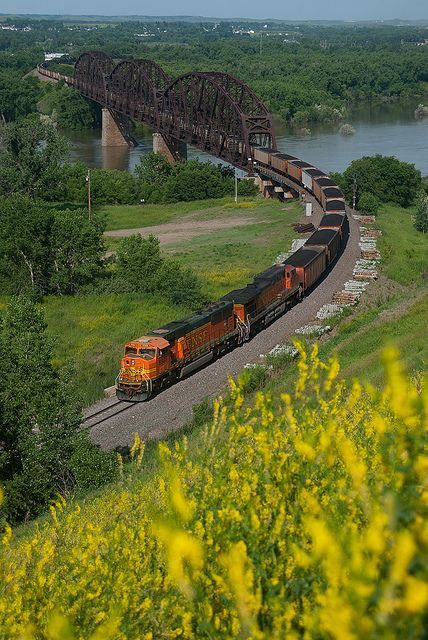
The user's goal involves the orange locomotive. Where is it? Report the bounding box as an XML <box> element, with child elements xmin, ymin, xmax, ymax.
<box><xmin>116</xmin><ymin>266</ymin><xmax>302</xmax><ymax>401</ymax></box>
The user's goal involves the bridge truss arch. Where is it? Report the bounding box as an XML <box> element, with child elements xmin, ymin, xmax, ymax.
<box><xmin>70</xmin><ymin>52</ymin><xmax>276</xmax><ymax>169</ymax></box>
<box><xmin>160</xmin><ymin>71</ymin><xmax>275</xmax><ymax>168</ymax></box>
<box><xmin>74</xmin><ymin>52</ymin><xmax>113</xmax><ymax>104</ymax></box>
<box><xmin>106</xmin><ymin>59</ymin><xmax>171</xmax><ymax>128</ymax></box>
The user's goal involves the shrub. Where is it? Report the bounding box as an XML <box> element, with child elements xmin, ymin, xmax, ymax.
<box><xmin>69</xmin><ymin>433</ymin><xmax>118</xmax><ymax>491</ymax></box>
<box><xmin>155</xmin><ymin>259</ymin><xmax>206</xmax><ymax>307</ymax></box>
<box><xmin>414</xmin><ymin>190</ymin><xmax>428</xmax><ymax>233</ymax></box>
<box><xmin>0</xmin><ymin>297</ymin><xmax>118</xmax><ymax>524</ymax></box>
<box><xmin>115</xmin><ymin>234</ymin><xmax>162</xmax><ymax>293</ymax></box>
<box><xmin>358</xmin><ymin>191</ymin><xmax>381</xmax><ymax>214</ymax></box>
<box><xmin>114</xmin><ymin>234</ymin><xmax>205</xmax><ymax>307</ymax></box>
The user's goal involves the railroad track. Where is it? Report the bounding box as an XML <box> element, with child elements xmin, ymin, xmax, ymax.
<box><xmin>82</xmin><ymin>400</ymin><xmax>134</xmax><ymax>429</ymax></box>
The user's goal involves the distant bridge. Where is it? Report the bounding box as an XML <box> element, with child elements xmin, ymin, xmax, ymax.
<box><xmin>38</xmin><ymin>52</ymin><xmax>276</xmax><ymax>170</ymax></box>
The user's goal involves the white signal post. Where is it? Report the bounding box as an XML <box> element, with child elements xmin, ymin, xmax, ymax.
<box><xmin>235</xmin><ymin>168</ymin><xmax>238</xmax><ymax>204</ymax></box>
<box><xmin>86</xmin><ymin>169</ymin><xmax>92</xmax><ymax>221</ymax></box>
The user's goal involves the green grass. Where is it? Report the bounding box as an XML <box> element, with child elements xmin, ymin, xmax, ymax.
<box><xmin>43</xmin><ymin>293</ymin><xmax>194</xmax><ymax>406</ymax></box>
<box><xmin>99</xmin><ymin>197</ymin><xmax>249</xmax><ymax>231</ymax></box>
<box><xmin>102</xmin><ymin>197</ymin><xmax>302</xmax><ymax>299</ymax></box>
<box><xmin>376</xmin><ymin>204</ymin><xmax>428</xmax><ymax>284</ymax></box>
<box><xmin>324</xmin><ymin>293</ymin><xmax>428</xmax><ymax>382</ymax></box>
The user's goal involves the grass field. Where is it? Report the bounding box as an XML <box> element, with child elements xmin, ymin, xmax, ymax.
<box><xmin>4</xmin><ymin>198</ymin><xmax>426</xmax><ymax>407</ymax></box>
<box><xmin>43</xmin><ymin>294</ymin><xmax>194</xmax><ymax>406</ymax></box>
<box><xmin>103</xmin><ymin>197</ymin><xmax>303</xmax><ymax>298</ymax></box>
<box><xmin>376</xmin><ymin>204</ymin><xmax>428</xmax><ymax>284</ymax></box>
<box><xmin>99</xmin><ymin>197</ymin><xmax>261</xmax><ymax>230</ymax></box>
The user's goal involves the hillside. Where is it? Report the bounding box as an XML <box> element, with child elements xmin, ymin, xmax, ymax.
<box><xmin>1</xmin><ymin>343</ymin><xmax>426</xmax><ymax>638</ymax></box>
<box><xmin>1</xmin><ymin>199</ymin><xmax>427</xmax><ymax>637</ymax></box>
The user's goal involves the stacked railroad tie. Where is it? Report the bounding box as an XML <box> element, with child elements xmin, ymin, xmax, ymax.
<box><xmin>295</xmin><ymin>212</ymin><xmax>382</xmax><ymax>333</ymax></box>
<box><xmin>291</xmin><ymin>222</ymin><xmax>316</xmax><ymax>233</ymax></box>
<box><xmin>246</xmin><ymin>345</ymin><xmax>301</xmax><ymax>371</ymax></box>
<box><xmin>330</xmin><ymin>213</ymin><xmax>382</xmax><ymax>307</ymax></box>
<box><xmin>257</xmin><ymin>213</ymin><xmax>383</xmax><ymax>366</ymax></box>
<box><xmin>295</xmin><ymin>324</ymin><xmax>332</xmax><ymax>336</ymax></box>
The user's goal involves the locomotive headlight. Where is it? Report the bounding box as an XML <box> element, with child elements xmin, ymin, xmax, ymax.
<box><xmin>131</xmin><ymin>359</ymin><xmax>135</xmax><ymax>365</ymax></box>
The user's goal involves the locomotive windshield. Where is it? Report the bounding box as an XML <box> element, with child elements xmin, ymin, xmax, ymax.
<box><xmin>125</xmin><ymin>347</ymin><xmax>155</xmax><ymax>360</ymax></box>
<box><xmin>139</xmin><ymin>349</ymin><xmax>155</xmax><ymax>360</ymax></box>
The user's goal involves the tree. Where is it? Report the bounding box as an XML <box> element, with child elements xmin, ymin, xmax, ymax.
<box><xmin>0</xmin><ymin>70</ymin><xmax>42</xmax><ymax>122</ymax></box>
<box><xmin>155</xmin><ymin>259</ymin><xmax>205</xmax><ymax>307</ymax></box>
<box><xmin>0</xmin><ymin>119</ymin><xmax>68</xmax><ymax>199</ymax></box>
<box><xmin>0</xmin><ymin>297</ymin><xmax>118</xmax><ymax>523</ymax></box>
<box><xmin>116</xmin><ymin>234</ymin><xmax>163</xmax><ymax>293</ymax></box>
<box><xmin>114</xmin><ymin>234</ymin><xmax>205</xmax><ymax>306</ymax></box>
<box><xmin>414</xmin><ymin>191</ymin><xmax>428</xmax><ymax>233</ymax></box>
<box><xmin>134</xmin><ymin>151</ymin><xmax>173</xmax><ymax>185</ymax></box>
<box><xmin>47</xmin><ymin>82</ymin><xmax>99</xmax><ymax>130</ymax></box>
<box><xmin>161</xmin><ymin>161</ymin><xmax>230</xmax><ymax>202</ymax></box>
<box><xmin>0</xmin><ymin>196</ymin><xmax>52</xmax><ymax>295</ymax></box>
<box><xmin>90</xmin><ymin>168</ymin><xmax>138</xmax><ymax>204</ymax></box>
<box><xmin>340</xmin><ymin>155</ymin><xmax>421</xmax><ymax>208</ymax></box>
<box><xmin>0</xmin><ymin>197</ymin><xmax>107</xmax><ymax>296</ymax></box>
<box><xmin>358</xmin><ymin>192</ymin><xmax>381</xmax><ymax>214</ymax></box>
<box><xmin>50</xmin><ymin>209</ymin><xmax>106</xmax><ymax>294</ymax></box>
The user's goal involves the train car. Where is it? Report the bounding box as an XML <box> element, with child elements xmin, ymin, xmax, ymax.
<box><xmin>301</xmin><ymin>168</ymin><xmax>326</xmax><ymax>192</ymax></box>
<box><xmin>304</xmin><ymin>228</ymin><xmax>341</xmax><ymax>265</ymax></box>
<box><xmin>313</xmin><ymin>176</ymin><xmax>337</xmax><ymax>204</ymax></box>
<box><xmin>253</xmin><ymin>147</ymin><xmax>277</xmax><ymax>166</ymax></box>
<box><xmin>320</xmin><ymin>186</ymin><xmax>344</xmax><ymax>209</ymax></box>
<box><xmin>325</xmin><ymin>199</ymin><xmax>346</xmax><ymax>213</ymax></box>
<box><xmin>222</xmin><ymin>264</ymin><xmax>301</xmax><ymax>335</ymax></box>
<box><xmin>116</xmin><ymin>301</ymin><xmax>236</xmax><ymax>401</ymax></box>
<box><xmin>319</xmin><ymin>213</ymin><xmax>348</xmax><ymax>239</ymax></box>
<box><xmin>283</xmin><ymin>247</ymin><xmax>327</xmax><ymax>292</ymax></box>
<box><xmin>271</xmin><ymin>153</ymin><xmax>298</xmax><ymax>175</ymax></box>
<box><xmin>287</xmin><ymin>160</ymin><xmax>315</xmax><ymax>183</ymax></box>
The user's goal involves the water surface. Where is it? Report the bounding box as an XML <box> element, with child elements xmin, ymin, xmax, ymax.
<box><xmin>65</xmin><ymin>99</ymin><xmax>428</xmax><ymax>175</ymax></box>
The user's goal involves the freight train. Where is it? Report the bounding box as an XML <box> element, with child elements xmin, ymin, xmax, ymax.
<box><xmin>115</xmin><ymin>147</ymin><xmax>349</xmax><ymax>401</ymax></box>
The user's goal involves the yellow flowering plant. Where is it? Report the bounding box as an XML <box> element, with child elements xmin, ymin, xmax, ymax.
<box><xmin>0</xmin><ymin>345</ymin><xmax>426</xmax><ymax>639</ymax></box>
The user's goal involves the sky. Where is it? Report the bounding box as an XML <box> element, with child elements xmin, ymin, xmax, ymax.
<box><xmin>2</xmin><ymin>0</ymin><xmax>427</xmax><ymax>20</ymax></box>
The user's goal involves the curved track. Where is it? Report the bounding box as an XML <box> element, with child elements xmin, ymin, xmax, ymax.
<box><xmin>89</xmin><ymin>201</ymin><xmax>360</xmax><ymax>451</ymax></box>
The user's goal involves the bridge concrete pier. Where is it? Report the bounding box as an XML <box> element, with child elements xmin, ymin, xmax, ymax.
<box><xmin>153</xmin><ymin>133</ymin><xmax>187</xmax><ymax>163</ymax></box>
<box><xmin>101</xmin><ymin>108</ymin><xmax>132</xmax><ymax>147</ymax></box>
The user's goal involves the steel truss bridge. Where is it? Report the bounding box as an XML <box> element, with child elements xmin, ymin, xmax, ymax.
<box><xmin>39</xmin><ymin>51</ymin><xmax>276</xmax><ymax>170</ymax></box>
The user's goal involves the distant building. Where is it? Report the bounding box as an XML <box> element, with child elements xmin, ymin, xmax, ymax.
<box><xmin>44</xmin><ymin>52</ymin><xmax>66</xmax><ymax>62</ymax></box>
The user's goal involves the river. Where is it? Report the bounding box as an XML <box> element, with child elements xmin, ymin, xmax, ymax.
<box><xmin>66</xmin><ymin>99</ymin><xmax>428</xmax><ymax>175</ymax></box>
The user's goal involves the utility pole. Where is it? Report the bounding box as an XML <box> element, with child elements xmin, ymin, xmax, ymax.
<box><xmin>352</xmin><ymin>174</ymin><xmax>357</xmax><ymax>210</ymax></box>
<box><xmin>235</xmin><ymin>168</ymin><xmax>238</xmax><ymax>204</ymax></box>
<box><xmin>86</xmin><ymin>168</ymin><xmax>92</xmax><ymax>221</ymax></box>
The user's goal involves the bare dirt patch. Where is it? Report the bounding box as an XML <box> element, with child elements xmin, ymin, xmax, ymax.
<box><xmin>104</xmin><ymin>216</ymin><xmax>263</xmax><ymax>245</ymax></box>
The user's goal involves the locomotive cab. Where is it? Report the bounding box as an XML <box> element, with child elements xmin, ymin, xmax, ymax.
<box><xmin>116</xmin><ymin>336</ymin><xmax>171</xmax><ymax>401</ymax></box>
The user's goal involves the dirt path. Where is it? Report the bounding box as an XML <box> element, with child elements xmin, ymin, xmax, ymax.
<box><xmin>104</xmin><ymin>216</ymin><xmax>262</xmax><ymax>245</ymax></box>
